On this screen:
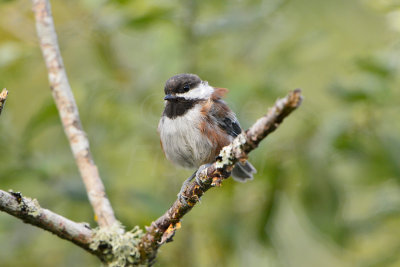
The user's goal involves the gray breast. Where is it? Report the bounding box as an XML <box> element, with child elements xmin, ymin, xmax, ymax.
<box><xmin>158</xmin><ymin>104</ymin><xmax>214</xmax><ymax>169</ymax></box>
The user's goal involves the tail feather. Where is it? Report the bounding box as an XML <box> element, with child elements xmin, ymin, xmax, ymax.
<box><xmin>231</xmin><ymin>161</ymin><xmax>257</xmax><ymax>182</ymax></box>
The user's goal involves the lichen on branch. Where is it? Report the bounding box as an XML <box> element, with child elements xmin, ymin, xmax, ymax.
<box><xmin>89</xmin><ymin>223</ymin><xmax>144</xmax><ymax>267</ymax></box>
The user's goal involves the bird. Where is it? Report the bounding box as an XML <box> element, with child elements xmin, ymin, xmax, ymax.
<box><xmin>158</xmin><ymin>73</ymin><xmax>256</xmax><ymax>201</ymax></box>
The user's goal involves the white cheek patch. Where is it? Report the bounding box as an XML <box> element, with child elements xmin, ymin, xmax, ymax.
<box><xmin>176</xmin><ymin>82</ymin><xmax>214</xmax><ymax>100</ymax></box>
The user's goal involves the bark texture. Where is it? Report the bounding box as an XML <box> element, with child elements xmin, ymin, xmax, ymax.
<box><xmin>0</xmin><ymin>190</ymin><xmax>95</xmax><ymax>253</ymax></box>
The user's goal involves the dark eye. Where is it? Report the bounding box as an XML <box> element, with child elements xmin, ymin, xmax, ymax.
<box><xmin>183</xmin><ymin>84</ymin><xmax>190</xmax><ymax>92</ymax></box>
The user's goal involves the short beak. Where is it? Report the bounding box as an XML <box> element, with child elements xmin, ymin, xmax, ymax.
<box><xmin>164</xmin><ymin>94</ymin><xmax>177</xmax><ymax>101</ymax></box>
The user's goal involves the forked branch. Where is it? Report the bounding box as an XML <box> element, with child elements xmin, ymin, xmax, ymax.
<box><xmin>0</xmin><ymin>89</ymin><xmax>302</xmax><ymax>266</ymax></box>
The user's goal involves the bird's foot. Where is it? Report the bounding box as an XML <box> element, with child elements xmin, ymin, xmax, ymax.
<box><xmin>177</xmin><ymin>171</ymin><xmax>196</xmax><ymax>206</ymax></box>
<box><xmin>177</xmin><ymin>164</ymin><xmax>211</xmax><ymax>205</ymax></box>
<box><xmin>194</xmin><ymin>163</ymin><xmax>212</xmax><ymax>188</ymax></box>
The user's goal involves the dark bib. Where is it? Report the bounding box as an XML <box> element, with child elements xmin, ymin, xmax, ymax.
<box><xmin>163</xmin><ymin>99</ymin><xmax>199</xmax><ymax>119</ymax></box>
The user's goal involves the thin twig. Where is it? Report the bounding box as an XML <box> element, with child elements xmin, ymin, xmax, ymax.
<box><xmin>31</xmin><ymin>0</ymin><xmax>117</xmax><ymax>227</ymax></box>
<box><xmin>0</xmin><ymin>189</ymin><xmax>95</xmax><ymax>254</ymax></box>
<box><xmin>138</xmin><ymin>89</ymin><xmax>303</xmax><ymax>265</ymax></box>
<box><xmin>0</xmin><ymin>88</ymin><xmax>8</xmax><ymax>115</ymax></box>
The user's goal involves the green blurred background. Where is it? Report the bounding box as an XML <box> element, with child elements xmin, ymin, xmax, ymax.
<box><xmin>1</xmin><ymin>0</ymin><xmax>400</xmax><ymax>266</ymax></box>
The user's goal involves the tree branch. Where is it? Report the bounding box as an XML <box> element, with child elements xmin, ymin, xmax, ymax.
<box><xmin>31</xmin><ymin>0</ymin><xmax>117</xmax><ymax>227</ymax></box>
<box><xmin>138</xmin><ymin>89</ymin><xmax>303</xmax><ymax>265</ymax></box>
<box><xmin>0</xmin><ymin>88</ymin><xmax>8</xmax><ymax>115</ymax></box>
<box><xmin>0</xmin><ymin>89</ymin><xmax>302</xmax><ymax>266</ymax></box>
<box><xmin>0</xmin><ymin>189</ymin><xmax>95</xmax><ymax>254</ymax></box>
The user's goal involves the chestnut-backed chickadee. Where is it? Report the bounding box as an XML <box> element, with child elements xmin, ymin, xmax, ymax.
<box><xmin>158</xmin><ymin>74</ymin><xmax>256</xmax><ymax>198</ymax></box>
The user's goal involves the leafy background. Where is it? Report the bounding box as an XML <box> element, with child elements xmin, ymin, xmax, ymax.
<box><xmin>1</xmin><ymin>0</ymin><xmax>400</xmax><ymax>266</ymax></box>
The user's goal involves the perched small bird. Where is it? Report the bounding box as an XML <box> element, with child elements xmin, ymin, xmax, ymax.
<box><xmin>158</xmin><ymin>73</ymin><xmax>256</xmax><ymax>199</ymax></box>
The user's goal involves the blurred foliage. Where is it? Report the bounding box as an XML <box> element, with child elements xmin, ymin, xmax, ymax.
<box><xmin>1</xmin><ymin>0</ymin><xmax>400</xmax><ymax>266</ymax></box>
